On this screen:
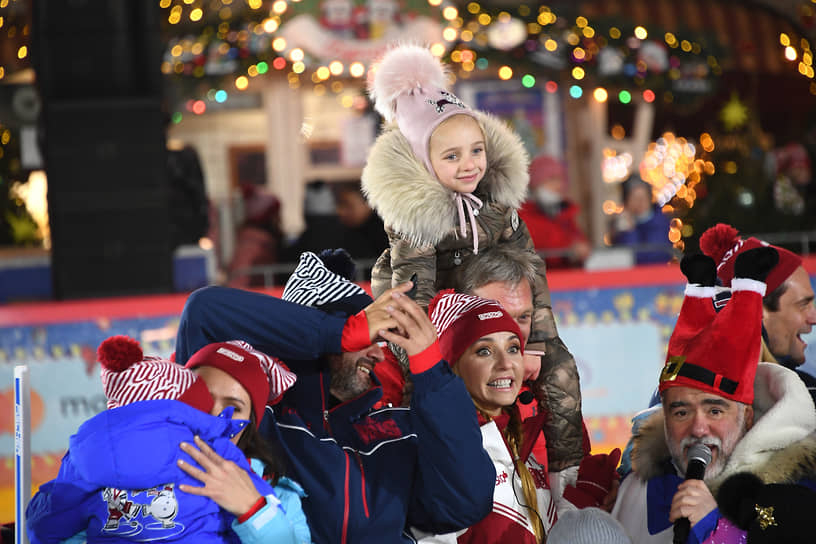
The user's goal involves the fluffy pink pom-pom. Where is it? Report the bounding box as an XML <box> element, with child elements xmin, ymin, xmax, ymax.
<box><xmin>368</xmin><ymin>43</ymin><xmax>448</xmax><ymax>122</ymax></box>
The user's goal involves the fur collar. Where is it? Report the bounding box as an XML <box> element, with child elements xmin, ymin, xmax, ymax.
<box><xmin>361</xmin><ymin>111</ymin><xmax>529</xmax><ymax>247</ymax></box>
<box><xmin>631</xmin><ymin>363</ymin><xmax>816</xmax><ymax>492</ymax></box>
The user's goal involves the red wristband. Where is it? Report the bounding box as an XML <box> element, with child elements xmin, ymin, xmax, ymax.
<box><xmin>237</xmin><ymin>495</ymin><xmax>266</xmax><ymax>524</ymax></box>
<box><xmin>409</xmin><ymin>342</ymin><xmax>443</xmax><ymax>375</ymax></box>
<box><xmin>341</xmin><ymin>310</ymin><xmax>371</xmax><ymax>352</ymax></box>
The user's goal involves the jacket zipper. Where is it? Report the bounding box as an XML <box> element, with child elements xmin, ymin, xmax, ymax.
<box><xmin>342</xmin><ymin>451</ymin><xmax>351</xmax><ymax>544</ymax></box>
<box><xmin>320</xmin><ymin>372</ymin><xmax>332</xmax><ymax>434</ymax></box>
<box><xmin>355</xmin><ymin>451</ymin><xmax>370</xmax><ymax>518</ymax></box>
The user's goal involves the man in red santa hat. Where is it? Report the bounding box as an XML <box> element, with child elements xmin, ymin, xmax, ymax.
<box><xmin>612</xmin><ymin>247</ymin><xmax>816</xmax><ymax>543</ymax></box>
<box><xmin>700</xmin><ymin>223</ymin><xmax>816</xmax><ymax>406</ymax></box>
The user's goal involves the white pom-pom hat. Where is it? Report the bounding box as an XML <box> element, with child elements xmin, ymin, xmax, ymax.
<box><xmin>369</xmin><ymin>43</ymin><xmax>479</xmax><ymax>175</ymax></box>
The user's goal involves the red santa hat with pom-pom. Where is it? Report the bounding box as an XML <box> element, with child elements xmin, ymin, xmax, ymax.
<box><xmin>99</xmin><ymin>335</ymin><xmax>214</xmax><ymax>415</ymax></box>
<box><xmin>699</xmin><ymin>223</ymin><xmax>802</xmax><ymax>294</ymax></box>
<box><xmin>428</xmin><ymin>289</ymin><xmax>523</xmax><ymax>367</ymax></box>
<box><xmin>368</xmin><ymin>44</ymin><xmax>478</xmax><ymax>176</ymax></box>
<box><xmin>658</xmin><ymin>256</ymin><xmax>768</xmax><ymax>405</ymax></box>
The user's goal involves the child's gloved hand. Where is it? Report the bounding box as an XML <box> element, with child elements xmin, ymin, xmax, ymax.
<box><xmin>563</xmin><ymin>447</ymin><xmax>622</xmax><ymax>508</ymax></box>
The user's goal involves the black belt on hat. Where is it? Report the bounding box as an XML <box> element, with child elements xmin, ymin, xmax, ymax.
<box><xmin>660</xmin><ymin>357</ymin><xmax>739</xmax><ymax>395</ymax></box>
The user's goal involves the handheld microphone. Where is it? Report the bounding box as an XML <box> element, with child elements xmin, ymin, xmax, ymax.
<box><xmin>673</xmin><ymin>443</ymin><xmax>712</xmax><ymax>544</ymax></box>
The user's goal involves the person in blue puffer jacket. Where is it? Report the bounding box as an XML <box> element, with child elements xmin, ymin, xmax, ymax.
<box><xmin>173</xmin><ymin>249</ymin><xmax>496</xmax><ymax>544</ymax></box>
<box><xmin>26</xmin><ymin>336</ymin><xmax>311</xmax><ymax>544</ymax></box>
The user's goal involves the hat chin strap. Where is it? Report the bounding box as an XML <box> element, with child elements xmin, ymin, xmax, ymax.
<box><xmin>453</xmin><ymin>192</ymin><xmax>483</xmax><ymax>255</ymax></box>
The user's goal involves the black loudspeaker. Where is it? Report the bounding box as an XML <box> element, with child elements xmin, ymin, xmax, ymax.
<box><xmin>43</xmin><ymin>98</ymin><xmax>173</xmax><ymax>299</ymax></box>
<box><xmin>32</xmin><ymin>0</ymin><xmax>163</xmax><ymax>101</ymax></box>
<box><xmin>33</xmin><ymin>0</ymin><xmax>173</xmax><ymax>299</ymax></box>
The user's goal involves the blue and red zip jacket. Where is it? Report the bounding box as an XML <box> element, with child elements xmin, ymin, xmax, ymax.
<box><xmin>175</xmin><ymin>285</ymin><xmax>496</xmax><ymax>544</ymax></box>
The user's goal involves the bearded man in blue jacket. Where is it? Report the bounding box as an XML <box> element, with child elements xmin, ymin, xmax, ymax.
<box><xmin>174</xmin><ymin>249</ymin><xmax>495</xmax><ymax>544</ymax></box>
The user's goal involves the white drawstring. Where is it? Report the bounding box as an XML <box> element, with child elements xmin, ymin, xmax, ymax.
<box><xmin>453</xmin><ymin>192</ymin><xmax>483</xmax><ymax>255</ymax></box>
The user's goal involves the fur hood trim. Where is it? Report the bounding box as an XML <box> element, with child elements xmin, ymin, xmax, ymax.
<box><xmin>631</xmin><ymin>363</ymin><xmax>816</xmax><ymax>492</ymax></box>
<box><xmin>361</xmin><ymin>110</ymin><xmax>529</xmax><ymax>247</ymax></box>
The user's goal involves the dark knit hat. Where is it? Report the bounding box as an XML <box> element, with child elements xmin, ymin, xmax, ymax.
<box><xmin>700</xmin><ymin>223</ymin><xmax>802</xmax><ymax>293</ymax></box>
<box><xmin>428</xmin><ymin>289</ymin><xmax>523</xmax><ymax>366</ymax></box>
<box><xmin>185</xmin><ymin>340</ymin><xmax>296</xmax><ymax>426</ymax></box>
<box><xmin>717</xmin><ymin>471</ymin><xmax>816</xmax><ymax>544</ymax></box>
<box><xmin>98</xmin><ymin>335</ymin><xmax>214</xmax><ymax>415</ymax></box>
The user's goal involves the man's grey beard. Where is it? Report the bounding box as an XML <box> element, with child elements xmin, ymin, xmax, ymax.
<box><xmin>665</xmin><ymin>408</ymin><xmax>747</xmax><ymax>480</ymax></box>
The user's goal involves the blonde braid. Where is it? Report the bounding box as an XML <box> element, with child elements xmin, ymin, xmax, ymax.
<box><xmin>476</xmin><ymin>404</ymin><xmax>546</xmax><ymax>543</ymax></box>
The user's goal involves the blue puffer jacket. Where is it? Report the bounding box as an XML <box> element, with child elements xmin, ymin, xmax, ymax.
<box><xmin>25</xmin><ymin>400</ymin><xmax>302</xmax><ymax>544</ymax></box>
<box><xmin>175</xmin><ymin>286</ymin><xmax>496</xmax><ymax>544</ymax></box>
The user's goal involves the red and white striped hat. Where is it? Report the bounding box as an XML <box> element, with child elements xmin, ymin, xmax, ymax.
<box><xmin>99</xmin><ymin>337</ymin><xmax>297</xmax><ymax>427</ymax></box>
<box><xmin>428</xmin><ymin>289</ymin><xmax>523</xmax><ymax>367</ymax></box>
<box><xmin>99</xmin><ymin>335</ymin><xmax>214</xmax><ymax>415</ymax></box>
<box><xmin>185</xmin><ymin>340</ymin><xmax>297</xmax><ymax>425</ymax></box>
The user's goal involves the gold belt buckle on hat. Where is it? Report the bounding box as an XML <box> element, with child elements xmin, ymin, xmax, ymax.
<box><xmin>660</xmin><ymin>355</ymin><xmax>686</xmax><ymax>382</ymax></box>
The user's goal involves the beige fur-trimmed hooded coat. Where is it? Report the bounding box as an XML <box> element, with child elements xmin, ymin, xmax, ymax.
<box><xmin>361</xmin><ymin>111</ymin><xmax>585</xmax><ymax>471</ymax></box>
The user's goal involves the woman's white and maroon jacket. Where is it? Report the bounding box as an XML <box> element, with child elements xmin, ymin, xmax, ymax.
<box><xmin>414</xmin><ymin>410</ymin><xmax>577</xmax><ymax>543</ymax></box>
<box><xmin>612</xmin><ymin>363</ymin><xmax>816</xmax><ymax>544</ymax></box>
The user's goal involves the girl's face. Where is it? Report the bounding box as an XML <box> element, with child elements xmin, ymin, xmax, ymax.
<box><xmin>429</xmin><ymin>115</ymin><xmax>487</xmax><ymax>194</ymax></box>
<box><xmin>454</xmin><ymin>331</ymin><xmax>523</xmax><ymax>417</ymax></box>
<box><xmin>194</xmin><ymin>366</ymin><xmax>252</xmax><ymax>444</ymax></box>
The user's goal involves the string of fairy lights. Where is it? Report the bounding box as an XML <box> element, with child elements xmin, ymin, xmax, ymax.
<box><xmin>154</xmin><ymin>0</ymin><xmax>816</xmax><ymax>119</ymax></box>
<box><xmin>0</xmin><ymin>0</ymin><xmax>813</xmax><ymax>251</ymax></box>
<box><xmin>160</xmin><ymin>0</ymin><xmax>728</xmax><ymax>115</ymax></box>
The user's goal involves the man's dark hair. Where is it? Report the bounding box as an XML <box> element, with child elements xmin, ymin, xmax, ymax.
<box><xmin>763</xmin><ymin>280</ymin><xmax>790</xmax><ymax>312</ymax></box>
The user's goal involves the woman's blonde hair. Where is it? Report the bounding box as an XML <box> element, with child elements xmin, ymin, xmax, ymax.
<box><xmin>476</xmin><ymin>403</ymin><xmax>546</xmax><ymax>543</ymax></box>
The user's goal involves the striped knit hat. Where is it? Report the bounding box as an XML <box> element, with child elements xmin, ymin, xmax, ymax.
<box><xmin>99</xmin><ymin>335</ymin><xmax>214</xmax><ymax>415</ymax></box>
<box><xmin>282</xmin><ymin>250</ymin><xmax>372</xmax><ymax>316</ymax></box>
<box><xmin>100</xmin><ymin>336</ymin><xmax>296</xmax><ymax>426</ymax></box>
<box><xmin>185</xmin><ymin>340</ymin><xmax>297</xmax><ymax>425</ymax></box>
<box><xmin>428</xmin><ymin>289</ymin><xmax>523</xmax><ymax>366</ymax></box>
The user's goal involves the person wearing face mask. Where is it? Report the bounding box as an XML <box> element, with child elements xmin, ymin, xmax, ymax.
<box><xmin>26</xmin><ymin>336</ymin><xmax>310</xmax><ymax>544</ymax></box>
<box><xmin>611</xmin><ymin>176</ymin><xmax>674</xmax><ymax>265</ymax></box>
<box><xmin>518</xmin><ymin>154</ymin><xmax>591</xmax><ymax>269</ymax></box>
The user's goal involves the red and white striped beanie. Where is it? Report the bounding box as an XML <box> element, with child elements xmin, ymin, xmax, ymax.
<box><xmin>185</xmin><ymin>340</ymin><xmax>297</xmax><ymax>425</ymax></box>
<box><xmin>99</xmin><ymin>335</ymin><xmax>214</xmax><ymax>415</ymax></box>
<box><xmin>428</xmin><ymin>289</ymin><xmax>523</xmax><ymax>367</ymax></box>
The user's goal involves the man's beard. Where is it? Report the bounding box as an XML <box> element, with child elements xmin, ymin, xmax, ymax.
<box><xmin>665</xmin><ymin>410</ymin><xmax>747</xmax><ymax>480</ymax></box>
<box><xmin>329</xmin><ymin>355</ymin><xmax>373</xmax><ymax>400</ymax></box>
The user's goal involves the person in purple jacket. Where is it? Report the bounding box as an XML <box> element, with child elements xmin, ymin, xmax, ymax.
<box><xmin>174</xmin><ymin>249</ymin><xmax>496</xmax><ymax>544</ymax></box>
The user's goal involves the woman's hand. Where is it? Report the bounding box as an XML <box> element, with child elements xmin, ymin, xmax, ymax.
<box><xmin>364</xmin><ymin>281</ymin><xmax>414</xmax><ymax>341</ymax></box>
<box><xmin>177</xmin><ymin>435</ymin><xmax>262</xmax><ymax>517</ymax></box>
<box><xmin>378</xmin><ymin>289</ymin><xmax>437</xmax><ymax>357</ymax></box>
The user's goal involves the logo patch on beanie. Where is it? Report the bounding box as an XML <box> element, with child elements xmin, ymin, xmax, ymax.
<box><xmin>478</xmin><ymin>311</ymin><xmax>503</xmax><ymax>320</ymax></box>
<box><xmin>217</xmin><ymin>347</ymin><xmax>245</xmax><ymax>362</ymax></box>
